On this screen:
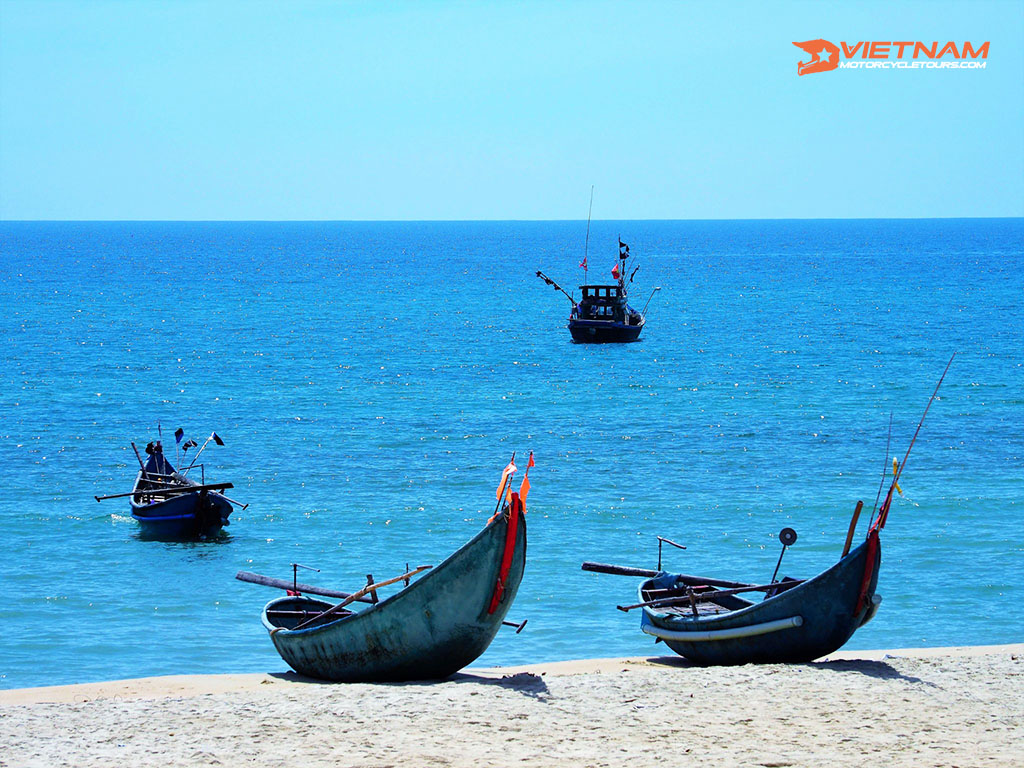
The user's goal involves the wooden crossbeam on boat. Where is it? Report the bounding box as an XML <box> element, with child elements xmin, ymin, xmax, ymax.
<box><xmin>290</xmin><ymin>566</ymin><xmax>433</xmax><ymax>631</ymax></box>
<box><xmin>235</xmin><ymin>571</ymin><xmax>376</xmax><ymax>604</ymax></box>
<box><xmin>141</xmin><ymin>482</ymin><xmax>233</xmax><ymax>497</ymax></box>
<box><xmin>620</xmin><ymin>580</ymin><xmax>807</xmax><ymax>612</ymax></box>
<box><xmin>582</xmin><ymin>561</ymin><xmax>760</xmax><ymax>590</ymax></box>
<box><xmin>266</xmin><ymin>609</ymin><xmax>354</xmax><ymax>619</ymax></box>
<box><xmin>581</xmin><ymin>562</ymin><xmax>659</xmax><ymax>578</ymax></box>
<box><xmin>95</xmin><ymin>482</ymin><xmax>232</xmax><ymax>502</ymax></box>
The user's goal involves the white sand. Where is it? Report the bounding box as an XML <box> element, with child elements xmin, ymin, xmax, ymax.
<box><xmin>2</xmin><ymin>644</ymin><xmax>1021</xmax><ymax>767</ymax></box>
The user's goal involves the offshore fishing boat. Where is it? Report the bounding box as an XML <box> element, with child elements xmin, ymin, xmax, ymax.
<box><xmin>95</xmin><ymin>430</ymin><xmax>243</xmax><ymax>539</ymax></box>
<box><xmin>582</xmin><ymin>358</ymin><xmax>953</xmax><ymax>664</ymax></box>
<box><xmin>537</xmin><ymin>238</ymin><xmax>659</xmax><ymax>343</ymax></box>
<box><xmin>238</xmin><ymin>453</ymin><xmax>532</xmax><ymax>682</ymax></box>
<box><xmin>536</xmin><ymin>191</ymin><xmax>659</xmax><ymax>343</ymax></box>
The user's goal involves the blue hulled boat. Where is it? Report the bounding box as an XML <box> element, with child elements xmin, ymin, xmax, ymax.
<box><xmin>635</xmin><ymin>532</ymin><xmax>881</xmax><ymax>664</ymax></box>
<box><xmin>128</xmin><ymin>438</ymin><xmax>235</xmax><ymax>539</ymax></box>
<box><xmin>582</xmin><ymin>357</ymin><xmax>953</xmax><ymax>664</ymax></box>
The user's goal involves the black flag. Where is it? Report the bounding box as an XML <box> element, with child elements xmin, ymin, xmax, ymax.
<box><xmin>212</xmin><ymin>433</ymin><xmax>224</xmax><ymax>446</ymax></box>
<box><xmin>174</xmin><ymin>428</ymin><xmax>184</xmax><ymax>444</ymax></box>
<box><xmin>619</xmin><ymin>239</ymin><xmax>630</xmax><ymax>259</ymax></box>
<box><xmin>182</xmin><ymin>438</ymin><xmax>198</xmax><ymax>453</ymax></box>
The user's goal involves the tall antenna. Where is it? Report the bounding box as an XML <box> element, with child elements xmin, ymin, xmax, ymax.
<box><xmin>582</xmin><ymin>185</ymin><xmax>593</xmax><ymax>281</ymax></box>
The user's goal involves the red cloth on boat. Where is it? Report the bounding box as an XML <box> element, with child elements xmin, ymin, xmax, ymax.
<box><xmin>487</xmin><ymin>493</ymin><xmax>522</xmax><ymax>614</ymax></box>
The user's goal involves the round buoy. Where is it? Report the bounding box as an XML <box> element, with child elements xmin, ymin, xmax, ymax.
<box><xmin>779</xmin><ymin>527</ymin><xmax>798</xmax><ymax>546</ymax></box>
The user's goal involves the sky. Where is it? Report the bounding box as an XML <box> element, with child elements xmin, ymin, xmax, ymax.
<box><xmin>1</xmin><ymin>0</ymin><xmax>1022</xmax><ymax>220</ymax></box>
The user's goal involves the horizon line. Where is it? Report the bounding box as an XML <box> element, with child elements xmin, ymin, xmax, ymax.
<box><xmin>2</xmin><ymin>215</ymin><xmax>1022</xmax><ymax>224</ymax></box>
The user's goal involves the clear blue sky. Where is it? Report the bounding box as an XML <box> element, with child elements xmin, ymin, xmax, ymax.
<box><xmin>1</xmin><ymin>1</ymin><xmax>1021</xmax><ymax>220</ymax></box>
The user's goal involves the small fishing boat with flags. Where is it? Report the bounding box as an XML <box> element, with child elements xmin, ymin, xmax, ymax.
<box><xmin>538</xmin><ymin>238</ymin><xmax>659</xmax><ymax>343</ymax></box>
<box><xmin>536</xmin><ymin>193</ymin><xmax>659</xmax><ymax>342</ymax></box>
<box><xmin>95</xmin><ymin>427</ymin><xmax>245</xmax><ymax>539</ymax></box>
<box><xmin>237</xmin><ymin>453</ymin><xmax>533</xmax><ymax>682</ymax></box>
<box><xmin>582</xmin><ymin>357</ymin><xmax>953</xmax><ymax>664</ymax></box>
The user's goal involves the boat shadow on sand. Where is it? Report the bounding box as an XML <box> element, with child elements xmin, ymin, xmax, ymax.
<box><xmin>646</xmin><ymin>655</ymin><xmax>935</xmax><ymax>686</ymax></box>
<box><xmin>266</xmin><ymin>670</ymin><xmax>551</xmax><ymax>700</ymax></box>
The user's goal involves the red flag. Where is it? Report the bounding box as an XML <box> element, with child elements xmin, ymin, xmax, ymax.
<box><xmin>518</xmin><ymin>452</ymin><xmax>535</xmax><ymax>503</ymax></box>
<box><xmin>611</xmin><ymin>264</ymin><xmax>620</xmax><ymax>279</ymax></box>
<box><xmin>579</xmin><ymin>256</ymin><xmax>587</xmax><ymax>270</ymax></box>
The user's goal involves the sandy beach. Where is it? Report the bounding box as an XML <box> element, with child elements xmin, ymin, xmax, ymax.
<box><xmin>1</xmin><ymin>644</ymin><xmax>1020</xmax><ymax>768</ymax></box>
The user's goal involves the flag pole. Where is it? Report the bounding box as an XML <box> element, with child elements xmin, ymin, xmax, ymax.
<box><xmin>582</xmin><ymin>186</ymin><xmax>593</xmax><ymax>282</ymax></box>
<box><xmin>492</xmin><ymin>452</ymin><xmax>517</xmax><ymax>518</ymax></box>
<box><xmin>181</xmin><ymin>432</ymin><xmax>217</xmax><ymax>475</ymax></box>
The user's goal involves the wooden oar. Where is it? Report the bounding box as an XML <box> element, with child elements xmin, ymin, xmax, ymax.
<box><xmin>130</xmin><ymin>442</ymin><xmax>148</xmax><ymax>478</ymax></box>
<box><xmin>141</xmin><ymin>482</ymin><xmax>233</xmax><ymax>497</ymax></box>
<box><xmin>582</xmin><ymin>562</ymin><xmax>756</xmax><ymax>590</ymax></box>
<box><xmin>617</xmin><ymin>580</ymin><xmax>805</xmax><ymax>612</ymax></box>
<box><xmin>142</xmin><ymin>472</ymin><xmax>247</xmax><ymax>508</ymax></box>
<box><xmin>95</xmin><ymin>480</ymin><xmax>175</xmax><ymax>501</ymax></box>
<box><xmin>841</xmin><ymin>500</ymin><xmax>864</xmax><ymax>558</ymax></box>
<box><xmin>289</xmin><ymin>566</ymin><xmax>433</xmax><ymax>631</ymax></box>
<box><xmin>94</xmin><ymin>482</ymin><xmax>234</xmax><ymax>502</ymax></box>
<box><xmin>218</xmin><ymin>493</ymin><xmax>249</xmax><ymax>510</ymax></box>
<box><xmin>235</xmin><ymin>571</ymin><xmax>375</xmax><ymax>603</ymax></box>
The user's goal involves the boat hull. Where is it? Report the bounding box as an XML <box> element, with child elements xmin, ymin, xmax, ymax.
<box><xmin>263</xmin><ymin>511</ymin><xmax>527</xmax><ymax>682</ymax></box>
<box><xmin>130</xmin><ymin>491</ymin><xmax>232</xmax><ymax>539</ymax></box>
<box><xmin>640</xmin><ymin>536</ymin><xmax>881</xmax><ymax>665</ymax></box>
<box><xmin>568</xmin><ymin>319</ymin><xmax>644</xmax><ymax>343</ymax></box>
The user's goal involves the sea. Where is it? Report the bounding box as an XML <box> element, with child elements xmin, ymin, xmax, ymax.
<box><xmin>0</xmin><ymin>219</ymin><xmax>1021</xmax><ymax>690</ymax></box>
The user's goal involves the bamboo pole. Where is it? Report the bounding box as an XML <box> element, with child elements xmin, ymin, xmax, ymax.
<box><xmin>617</xmin><ymin>580</ymin><xmax>805</xmax><ymax>612</ymax></box>
<box><xmin>290</xmin><ymin>566</ymin><xmax>433</xmax><ymax>631</ymax></box>
<box><xmin>234</xmin><ymin>571</ymin><xmax>374</xmax><ymax>603</ymax></box>
<box><xmin>875</xmin><ymin>353</ymin><xmax>955</xmax><ymax>530</ymax></box>
<box><xmin>94</xmin><ymin>482</ymin><xmax>233</xmax><ymax>502</ymax></box>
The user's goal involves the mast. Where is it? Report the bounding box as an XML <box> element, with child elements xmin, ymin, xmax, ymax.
<box><xmin>582</xmin><ymin>186</ymin><xmax>593</xmax><ymax>282</ymax></box>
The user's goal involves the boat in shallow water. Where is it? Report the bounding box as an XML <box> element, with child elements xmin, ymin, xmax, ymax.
<box><xmin>128</xmin><ymin>440</ymin><xmax>235</xmax><ymax>539</ymax></box>
<box><xmin>94</xmin><ymin>430</ymin><xmax>240</xmax><ymax>539</ymax></box>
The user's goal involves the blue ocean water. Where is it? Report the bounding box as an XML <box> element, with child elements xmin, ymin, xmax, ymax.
<box><xmin>0</xmin><ymin>219</ymin><xmax>1021</xmax><ymax>690</ymax></box>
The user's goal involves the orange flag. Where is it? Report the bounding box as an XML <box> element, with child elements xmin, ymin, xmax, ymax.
<box><xmin>496</xmin><ymin>459</ymin><xmax>517</xmax><ymax>500</ymax></box>
<box><xmin>518</xmin><ymin>452</ymin><xmax>535</xmax><ymax>503</ymax></box>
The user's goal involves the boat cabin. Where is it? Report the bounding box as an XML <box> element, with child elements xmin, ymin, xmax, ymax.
<box><xmin>576</xmin><ymin>284</ymin><xmax>630</xmax><ymax>322</ymax></box>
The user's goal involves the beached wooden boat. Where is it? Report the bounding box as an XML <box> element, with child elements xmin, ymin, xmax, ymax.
<box><xmin>583</xmin><ymin>358</ymin><xmax>952</xmax><ymax>665</ymax></box>
<box><xmin>635</xmin><ymin>533</ymin><xmax>880</xmax><ymax>664</ymax></box>
<box><xmin>259</xmin><ymin>496</ymin><xmax>527</xmax><ymax>682</ymax></box>
<box><xmin>584</xmin><ymin>511</ymin><xmax>885</xmax><ymax>665</ymax></box>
